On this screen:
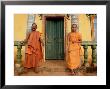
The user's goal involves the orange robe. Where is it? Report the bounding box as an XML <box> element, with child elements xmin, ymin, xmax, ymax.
<box><xmin>67</xmin><ymin>32</ymin><xmax>82</xmax><ymax>70</ymax></box>
<box><xmin>24</xmin><ymin>31</ymin><xmax>43</xmax><ymax>68</ymax></box>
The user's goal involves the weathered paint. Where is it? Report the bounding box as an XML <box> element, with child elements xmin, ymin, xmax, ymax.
<box><xmin>14</xmin><ymin>14</ymin><xmax>96</xmax><ymax>65</ymax></box>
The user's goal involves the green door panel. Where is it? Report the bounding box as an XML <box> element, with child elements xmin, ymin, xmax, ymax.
<box><xmin>45</xmin><ymin>18</ymin><xmax>64</xmax><ymax>59</ymax></box>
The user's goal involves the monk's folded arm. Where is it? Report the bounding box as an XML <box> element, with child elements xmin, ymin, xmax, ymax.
<box><xmin>76</xmin><ymin>34</ymin><xmax>82</xmax><ymax>43</ymax></box>
<box><xmin>76</xmin><ymin>40</ymin><xmax>82</xmax><ymax>43</ymax></box>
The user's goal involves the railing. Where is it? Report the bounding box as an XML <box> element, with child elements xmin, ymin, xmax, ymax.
<box><xmin>14</xmin><ymin>41</ymin><xmax>97</xmax><ymax>70</ymax></box>
<box><xmin>81</xmin><ymin>41</ymin><xmax>97</xmax><ymax>67</ymax></box>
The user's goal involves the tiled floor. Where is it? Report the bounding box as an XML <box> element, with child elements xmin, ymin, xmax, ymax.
<box><xmin>15</xmin><ymin>60</ymin><xmax>97</xmax><ymax>76</ymax></box>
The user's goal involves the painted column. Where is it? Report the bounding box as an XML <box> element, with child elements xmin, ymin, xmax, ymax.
<box><xmin>86</xmin><ymin>14</ymin><xmax>96</xmax><ymax>41</ymax></box>
<box><xmin>91</xmin><ymin>15</ymin><xmax>95</xmax><ymax>41</ymax></box>
<box><xmin>27</xmin><ymin>14</ymin><xmax>36</xmax><ymax>33</ymax></box>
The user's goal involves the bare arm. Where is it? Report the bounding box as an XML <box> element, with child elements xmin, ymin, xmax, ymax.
<box><xmin>39</xmin><ymin>37</ymin><xmax>44</xmax><ymax>46</ymax></box>
<box><xmin>39</xmin><ymin>33</ymin><xmax>44</xmax><ymax>46</ymax></box>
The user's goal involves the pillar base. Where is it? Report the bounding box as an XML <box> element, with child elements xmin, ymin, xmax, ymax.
<box><xmin>15</xmin><ymin>63</ymin><xmax>24</xmax><ymax>75</ymax></box>
<box><xmin>84</xmin><ymin>62</ymin><xmax>90</xmax><ymax>67</ymax></box>
<box><xmin>93</xmin><ymin>63</ymin><xmax>97</xmax><ymax>68</ymax></box>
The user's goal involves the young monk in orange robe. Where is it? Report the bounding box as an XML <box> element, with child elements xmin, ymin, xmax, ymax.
<box><xmin>67</xmin><ymin>24</ymin><xmax>82</xmax><ymax>75</ymax></box>
<box><xmin>23</xmin><ymin>23</ymin><xmax>44</xmax><ymax>73</ymax></box>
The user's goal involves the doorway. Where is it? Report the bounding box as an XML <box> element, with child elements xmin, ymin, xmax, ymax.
<box><xmin>45</xmin><ymin>17</ymin><xmax>64</xmax><ymax>59</ymax></box>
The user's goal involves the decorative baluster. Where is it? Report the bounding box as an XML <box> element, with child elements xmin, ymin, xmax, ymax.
<box><xmin>83</xmin><ymin>45</ymin><xmax>88</xmax><ymax>67</ymax></box>
<box><xmin>16</xmin><ymin>43</ymin><xmax>22</xmax><ymax>64</ymax></box>
<box><xmin>14</xmin><ymin>42</ymin><xmax>22</xmax><ymax>75</ymax></box>
<box><xmin>15</xmin><ymin>41</ymin><xmax>24</xmax><ymax>75</ymax></box>
<box><xmin>91</xmin><ymin>45</ymin><xmax>97</xmax><ymax>67</ymax></box>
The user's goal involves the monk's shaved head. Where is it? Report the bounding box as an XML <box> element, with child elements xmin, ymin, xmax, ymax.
<box><xmin>31</xmin><ymin>23</ymin><xmax>37</xmax><ymax>31</ymax></box>
<box><xmin>32</xmin><ymin>23</ymin><xmax>37</xmax><ymax>26</ymax></box>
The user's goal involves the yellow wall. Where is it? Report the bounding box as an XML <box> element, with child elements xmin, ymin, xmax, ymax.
<box><xmin>35</xmin><ymin>15</ymin><xmax>43</xmax><ymax>33</ymax></box>
<box><xmin>14</xmin><ymin>14</ymin><xmax>93</xmax><ymax>65</ymax></box>
<box><xmin>14</xmin><ymin>14</ymin><xmax>27</xmax><ymax>40</ymax></box>
<box><xmin>79</xmin><ymin>14</ymin><xmax>91</xmax><ymax>41</ymax></box>
<box><xmin>14</xmin><ymin>14</ymin><xmax>27</xmax><ymax>62</ymax></box>
<box><xmin>78</xmin><ymin>14</ymin><xmax>92</xmax><ymax>64</ymax></box>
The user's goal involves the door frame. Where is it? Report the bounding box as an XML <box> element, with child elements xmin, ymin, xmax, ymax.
<box><xmin>42</xmin><ymin>14</ymin><xmax>67</xmax><ymax>61</ymax></box>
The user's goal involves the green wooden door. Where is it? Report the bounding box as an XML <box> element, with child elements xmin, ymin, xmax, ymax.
<box><xmin>45</xmin><ymin>18</ymin><xmax>64</xmax><ymax>59</ymax></box>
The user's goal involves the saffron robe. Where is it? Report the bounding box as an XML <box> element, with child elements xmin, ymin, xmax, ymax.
<box><xmin>67</xmin><ymin>32</ymin><xmax>82</xmax><ymax>70</ymax></box>
<box><xmin>24</xmin><ymin>31</ymin><xmax>43</xmax><ymax>68</ymax></box>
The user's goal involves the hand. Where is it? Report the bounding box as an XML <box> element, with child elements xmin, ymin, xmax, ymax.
<box><xmin>20</xmin><ymin>41</ymin><xmax>24</xmax><ymax>44</ymax></box>
<box><xmin>77</xmin><ymin>41</ymin><xmax>81</xmax><ymax>43</ymax></box>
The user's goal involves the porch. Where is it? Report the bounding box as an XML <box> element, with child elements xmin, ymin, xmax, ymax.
<box><xmin>15</xmin><ymin>60</ymin><xmax>96</xmax><ymax>76</ymax></box>
<box><xmin>14</xmin><ymin>41</ymin><xmax>97</xmax><ymax>76</ymax></box>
